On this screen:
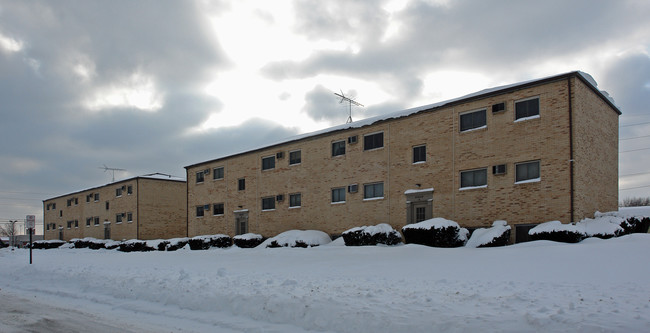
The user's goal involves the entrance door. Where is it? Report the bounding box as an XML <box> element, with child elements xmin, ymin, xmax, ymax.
<box><xmin>58</xmin><ymin>228</ymin><xmax>63</xmax><ymax>241</ymax></box>
<box><xmin>104</xmin><ymin>223</ymin><xmax>111</xmax><ymax>239</ymax></box>
<box><xmin>414</xmin><ymin>204</ymin><xmax>427</xmax><ymax>223</ymax></box>
<box><xmin>405</xmin><ymin>188</ymin><xmax>434</xmax><ymax>225</ymax></box>
<box><xmin>235</xmin><ymin>211</ymin><xmax>249</xmax><ymax>235</ymax></box>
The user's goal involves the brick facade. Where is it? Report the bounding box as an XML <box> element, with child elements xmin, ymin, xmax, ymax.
<box><xmin>43</xmin><ymin>176</ymin><xmax>186</xmax><ymax>241</ymax></box>
<box><xmin>182</xmin><ymin>72</ymin><xmax>617</xmax><ymax>242</ymax></box>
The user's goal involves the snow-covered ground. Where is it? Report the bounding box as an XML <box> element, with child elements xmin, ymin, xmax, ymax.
<box><xmin>1</xmin><ymin>231</ymin><xmax>649</xmax><ymax>332</ymax></box>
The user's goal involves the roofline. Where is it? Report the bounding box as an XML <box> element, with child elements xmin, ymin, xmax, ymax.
<box><xmin>185</xmin><ymin>71</ymin><xmax>621</xmax><ymax>170</ymax></box>
<box><xmin>43</xmin><ymin>175</ymin><xmax>186</xmax><ymax>202</ymax></box>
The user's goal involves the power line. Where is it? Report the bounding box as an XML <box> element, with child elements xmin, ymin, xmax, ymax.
<box><xmin>620</xmin><ymin>135</ymin><xmax>650</xmax><ymax>141</ymax></box>
<box><xmin>620</xmin><ymin>121</ymin><xmax>650</xmax><ymax>128</ymax></box>
<box><xmin>620</xmin><ymin>147</ymin><xmax>650</xmax><ymax>153</ymax></box>
<box><xmin>619</xmin><ymin>171</ymin><xmax>650</xmax><ymax>178</ymax></box>
<box><xmin>620</xmin><ymin>184</ymin><xmax>650</xmax><ymax>191</ymax></box>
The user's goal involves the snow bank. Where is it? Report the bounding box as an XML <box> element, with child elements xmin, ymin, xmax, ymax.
<box><xmin>576</xmin><ymin>216</ymin><xmax>624</xmax><ymax>239</ymax></box>
<box><xmin>465</xmin><ymin>220</ymin><xmax>511</xmax><ymax>248</ymax></box>
<box><xmin>261</xmin><ymin>230</ymin><xmax>331</xmax><ymax>248</ymax></box>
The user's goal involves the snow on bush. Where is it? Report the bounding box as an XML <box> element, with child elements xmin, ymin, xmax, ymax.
<box><xmin>118</xmin><ymin>239</ymin><xmax>156</xmax><ymax>252</ymax></box>
<box><xmin>465</xmin><ymin>220</ymin><xmax>511</xmax><ymax>248</ymax></box>
<box><xmin>620</xmin><ymin>217</ymin><xmax>650</xmax><ymax>235</ymax></box>
<box><xmin>158</xmin><ymin>237</ymin><xmax>190</xmax><ymax>251</ymax></box>
<box><xmin>402</xmin><ymin>218</ymin><xmax>469</xmax><ymax>248</ymax></box>
<box><xmin>341</xmin><ymin>223</ymin><xmax>402</xmax><ymax>246</ymax></box>
<box><xmin>233</xmin><ymin>233</ymin><xmax>264</xmax><ymax>248</ymax></box>
<box><xmin>576</xmin><ymin>216</ymin><xmax>625</xmax><ymax>239</ymax></box>
<box><xmin>262</xmin><ymin>230</ymin><xmax>331</xmax><ymax>248</ymax></box>
<box><xmin>31</xmin><ymin>240</ymin><xmax>66</xmax><ymax>249</ymax></box>
<box><xmin>71</xmin><ymin>237</ymin><xmax>114</xmax><ymax>250</ymax></box>
<box><xmin>188</xmin><ymin>234</ymin><xmax>232</xmax><ymax>250</ymax></box>
<box><xmin>528</xmin><ymin>221</ymin><xmax>586</xmax><ymax>243</ymax></box>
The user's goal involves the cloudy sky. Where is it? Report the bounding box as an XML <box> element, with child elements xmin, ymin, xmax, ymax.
<box><xmin>1</xmin><ymin>0</ymin><xmax>649</xmax><ymax>232</ymax></box>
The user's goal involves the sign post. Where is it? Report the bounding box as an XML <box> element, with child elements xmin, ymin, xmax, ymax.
<box><xmin>26</xmin><ymin>215</ymin><xmax>35</xmax><ymax>264</ymax></box>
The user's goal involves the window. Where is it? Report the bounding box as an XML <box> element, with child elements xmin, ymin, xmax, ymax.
<box><xmin>105</xmin><ymin>201</ymin><xmax>109</xmax><ymax>210</ymax></box>
<box><xmin>74</xmin><ymin>198</ymin><xmax>78</xmax><ymax>205</ymax></box>
<box><xmin>364</xmin><ymin>132</ymin><xmax>384</xmax><ymax>151</ymax></box>
<box><xmin>289</xmin><ymin>150</ymin><xmax>301</xmax><ymax>165</ymax></box>
<box><xmin>67</xmin><ymin>199</ymin><xmax>72</xmax><ymax>207</ymax></box>
<box><xmin>332</xmin><ymin>140</ymin><xmax>345</xmax><ymax>157</ymax></box>
<box><xmin>364</xmin><ymin>182</ymin><xmax>384</xmax><ymax>200</ymax></box>
<box><xmin>413</xmin><ymin>145</ymin><xmax>426</xmax><ymax>163</ymax></box>
<box><xmin>74</xmin><ymin>220</ymin><xmax>78</xmax><ymax>228</ymax></box>
<box><xmin>94</xmin><ymin>217</ymin><xmax>100</xmax><ymax>226</ymax></box>
<box><xmin>213</xmin><ymin>203</ymin><xmax>224</xmax><ymax>215</ymax></box>
<box><xmin>127</xmin><ymin>212</ymin><xmax>133</xmax><ymax>223</ymax></box>
<box><xmin>289</xmin><ymin>193</ymin><xmax>301</xmax><ymax>208</ymax></box>
<box><xmin>460</xmin><ymin>168</ymin><xmax>488</xmax><ymax>188</ymax></box>
<box><xmin>515</xmin><ymin>97</ymin><xmax>539</xmax><ymax>120</ymax></box>
<box><xmin>116</xmin><ymin>214</ymin><xmax>123</xmax><ymax>223</ymax></box>
<box><xmin>460</xmin><ymin>109</ymin><xmax>487</xmax><ymax>132</ymax></box>
<box><xmin>86</xmin><ymin>217</ymin><xmax>92</xmax><ymax>226</ymax></box>
<box><xmin>94</xmin><ymin>193</ymin><xmax>99</xmax><ymax>201</ymax></box>
<box><xmin>86</xmin><ymin>194</ymin><xmax>91</xmax><ymax>203</ymax></box>
<box><xmin>52</xmin><ymin>203</ymin><xmax>56</xmax><ymax>209</ymax></box>
<box><xmin>213</xmin><ymin>167</ymin><xmax>224</xmax><ymax>180</ymax></box>
<box><xmin>516</xmin><ymin>160</ymin><xmax>540</xmax><ymax>183</ymax></box>
<box><xmin>262</xmin><ymin>156</ymin><xmax>275</xmax><ymax>170</ymax></box>
<box><xmin>262</xmin><ymin>197</ymin><xmax>275</xmax><ymax>211</ymax></box>
<box><xmin>67</xmin><ymin>221</ymin><xmax>73</xmax><ymax>229</ymax></box>
<box><xmin>196</xmin><ymin>171</ymin><xmax>205</xmax><ymax>183</ymax></box>
<box><xmin>196</xmin><ymin>205</ymin><xmax>204</xmax><ymax>217</ymax></box>
<box><xmin>116</xmin><ymin>188</ymin><xmax>123</xmax><ymax>197</ymax></box>
<box><xmin>238</xmin><ymin>178</ymin><xmax>245</xmax><ymax>191</ymax></box>
<box><xmin>59</xmin><ymin>210</ymin><xmax>63</xmax><ymax>217</ymax></box>
<box><xmin>331</xmin><ymin>187</ymin><xmax>346</xmax><ymax>203</ymax></box>
<box><xmin>127</xmin><ymin>186</ymin><xmax>132</xmax><ymax>195</ymax></box>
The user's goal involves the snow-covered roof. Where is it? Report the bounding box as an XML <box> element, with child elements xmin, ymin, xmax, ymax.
<box><xmin>44</xmin><ymin>173</ymin><xmax>186</xmax><ymax>201</ymax></box>
<box><xmin>186</xmin><ymin>71</ymin><xmax>620</xmax><ymax>169</ymax></box>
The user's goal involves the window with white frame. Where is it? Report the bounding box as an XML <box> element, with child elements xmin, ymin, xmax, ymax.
<box><xmin>262</xmin><ymin>156</ymin><xmax>275</xmax><ymax>170</ymax></box>
<box><xmin>116</xmin><ymin>188</ymin><xmax>123</xmax><ymax>197</ymax></box>
<box><xmin>262</xmin><ymin>197</ymin><xmax>275</xmax><ymax>210</ymax></box>
<box><xmin>127</xmin><ymin>212</ymin><xmax>133</xmax><ymax>223</ymax></box>
<box><xmin>460</xmin><ymin>109</ymin><xmax>487</xmax><ymax>132</ymax></box>
<box><xmin>515</xmin><ymin>97</ymin><xmax>540</xmax><ymax>120</ymax></box>
<box><xmin>332</xmin><ymin>140</ymin><xmax>345</xmax><ymax>157</ymax></box>
<box><xmin>289</xmin><ymin>193</ymin><xmax>301</xmax><ymax>208</ymax></box>
<box><xmin>116</xmin><ymin>214</ymin><xmax>123</xmax><ymax>223</ymax></box>
<box><xmin>94</xmin><ymin>217</ymin><xmax>100</xmax><ymax>226</ymax></box>
<box><xmin>196</xmin><ymin>171</ymin><xmax>205</xmax><ymax>183</ymax></box>
<box><xmin>364</xmin><ymin>132</ymin><xmax>384</xmax><ymax>151</ymax></box>
<box><xmin>413</xmin><ymin>145</ymin><xmax>426</xmax><ymax>163</ymax></box>
<box><xmin>213</xmin><ymin>203</ymin><xmax>224</xmax><ymax>215</ymax></box>
<box><xmin>127</xmin><ymin>185</ymin><xmax>132</xmax><ymax>195</ymax></box>
<box><xmin>364</xmin><ymin>182</ymin><xmax>384</xmax><ymax>199</ymax></box>
<box><xmin>238</xmin><ymin>178</ymin><xmax>245</xmax><ymax>191</ymax></box>
<box><xmin>515</xmin><ymin>160</ymin><xmax>540</xmax><ymax>183</ymax></box>
<box><xmin>213</xmin><ymin>166</ymin><xmax>224</xmax><ymax>180</ymax></box>
<box><xmin>86</xmin><ymin>217</ymin><xmax>92</xmax><ymax>226</ymax></box>
<box><xmin>460</xmin><ymin>168</ymin><xmax>488</xmax><ymax>188</ymax></box>
<box><xmin>331</xmin><ymin>187</ymin><xmax>345</xmax><ymax>203</ymax></box>
<box><xmin>196</xmin><ymin>205</ymin><xmax>205</xmax><ymax>217</ymax></box>
<box><xmin>289</xmin><ymin>150</ymin><xmax>301</xmax><ymax>165</ymax></box>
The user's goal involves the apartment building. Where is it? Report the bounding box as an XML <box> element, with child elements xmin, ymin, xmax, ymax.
<box><xmin>185</xmin><ymin>71</ymin><xmax>619</xmax><ymax>242</ymax></box>
<box><xmin>43</xmin><ymin>174</ymin><xmax>186</xmax><ymax>241</ymax></box>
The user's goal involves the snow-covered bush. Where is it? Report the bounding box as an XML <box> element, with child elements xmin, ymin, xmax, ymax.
<box><xmin>233</xmin><ymin>233</ymin><xmax>264</xmax><ymax>248</ymax></box>
<box><xmin>31</xmin><ymin>240</ymin><xmax>66</xmax><ymax>249</ymax></box>
<box><xmin>188</xmin><ymin>234</ymin><xmax>232</xmax><ymax>250</ymax></box>
<box><xmin>465</xmin><ymin>221</ymin><xmax>511</xmax><ymax>248</ymax></box>
<box><xmin>620</xmin><ymin>216</ymin><xmax>650</xmax><ymax>235</ymax></box>
<box><xmin>105</xmin><ymin>240</ymin><xmax>122</xmax><ymax>250</ymax></box>
<box><xmin>263</xmin><ymin>230</ymin><xmax>331</xmax><ymax>248</ymax></box>
<box><xmin>402</xmin><ymin>218</ymin><xmax>469</xmax><ymax>248</ymax></box>
<box><xmin>528</xmin><ymin>221</ymin><xmax>586</xmax><ymax>243</ymax></box>
<box><xmin>341</xmin><ymin>223</ymin><xmax>402</xmax><ymax>246</ymax></box>
<box><xmin>118</xmin><ymin>239</ymin><xmax>156</xmax><ymax>252</ymax></box>
<box><xmin>158</xmin><ymin>237</ymin><xmax>189</xmax><ymax>251</ymax></box>
<box><xmin>71</xmin><ymin>237</ymin><xmax>112</xmax><ymax>249</ymax></box>
<box><xmin>576</xmin><ymin>216</ymin><xmax>625</xmax><ymax>239</ymax></box>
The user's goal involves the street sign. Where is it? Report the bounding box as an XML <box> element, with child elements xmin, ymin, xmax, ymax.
<box><xmin>26</xmin><ymin>215</ymin><xmax>36</xmax><ymax>229</ymax></box>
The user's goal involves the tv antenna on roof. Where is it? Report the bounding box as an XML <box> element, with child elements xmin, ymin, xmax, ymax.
<box><xmin>98</xmin><ymin>164</ymin><xmax>126</xmax><ymax>182</ymax></box>
<box><xmin>334</xmin><ymin>90</ymin><xmax>364</xmax><ymax>124</ymax></box>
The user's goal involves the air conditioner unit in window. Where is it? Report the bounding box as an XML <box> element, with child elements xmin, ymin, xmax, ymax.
<box><xmin>493</xmin><ymin>164</ymin><xmax>507</xmax><ymax>175</ymax></box>
<box><xmin>348</xmin><ymin>135</ymin><xmax>358</xmax><ymax>144</ymax></box>
<box><xmin>121</xmin><ymin>213</ymin><xmax>126</xmax><ymax>217</ymax></box>
<box><xmin>276</xmin><ymin>194</ymin><xmax>284</xmax><ymax>202</ymax></box>
<box><xmin>492</xmin><ymin>102</ymin><xmax>506</xmax><ymax>113</ymax></box>
<box><xmin>203</xmin><ymin>169</ymin><xmax>210</xmax><ymax>175</ymax></box>
<box><xmin>348</xmin><ymin>184</ymin><xmax>358</xmax><ymax>193</ymax></box>
<box><xmin>204</xmin><ymin>204</ymin><xmax>210</xmax><ymax>210</ymax></box>
<box><xmin>276</xmin><ymin>152</ymin><xmax>284</xmax><ymax>159</ymax></box>
<box><xmin>121</xmin><ymin>185</ymin><xmax>126</xmax><ymax>190</ymax></box>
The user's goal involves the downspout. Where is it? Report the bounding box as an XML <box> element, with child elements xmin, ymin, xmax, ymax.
<box><xmin>186</xmin><ymin>169</ymin><xmax>189</xmax><ymax>237</ymax></box>
<box><xmin>568</xmin><ymin>78</ymin><xmax>575</xmax><ymax>223</ymax></box>
<box><xmin>136</xmin><ymin>178</ymin><xmax>140</xmax><ymax>239</ymax></box>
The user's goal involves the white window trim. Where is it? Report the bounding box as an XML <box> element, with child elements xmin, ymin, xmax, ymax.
<box><xmin>261</xmin><ymin>156</ymin><xmax>276</xmax><ymax>171</ymax></box>
<box><xmin>363</xmin><ymin>182</ymin><xmax>385</xmax><ymax>200</ymax></box>
<box><xmin>363</xmin><ymin>131</ymin><xmax>385</xmax><ymax>152</ymax></box>
<box><xmin>412</xmin><ymin>145</ymin><xmax>426</xmax><ymax>164</ymax></box>
<box><xmin>459</xmin><ymin>108</ymin><xmax>487</xmax><ymax>133</ymax></box>
<box><xmin>213</xmin><ymin>166</ymin><xmax>225</xmax><ymax>180</ymax></box>
<box><xmin>331</xmin><ymin>201</ymin><xmax>346</xmax><ymax>205</ymax></box>
<box><xmin>332</xmin><ymin>140</ymin><xmax>346</xmax><ymax>157</ymax></box>
<box><xmin>515</xmin><ymin>160</ymin><xmax>541</xmax><ymax>184</ymax></box>
<box><xmin>289</xmin><ymin>150</ymin><xmax>302</xmax><ymax>166</ymax></box>
<box><xmin>514</xmin><ymin>96</ymin><xmax>540</xmax><ymax>121</ymax></box>
<box><xmin>363</xmin><ymin>196</ymin><xmax>385</xmax><ymax>201</ymax></box>
<box><xmin>413</xmin><ymin>161</ymin><xmax>426</xmax><ymax>165</ymax></box>
<box><xmin>459</xmin><ymin>184</ymin><xmax>488</xmax><ymax>191</ymax></box>
<box><xmin>515</xmin><ymin>177</ymin><xmax>541</xmax><ymax>185</ymax></box>
<box><xmin>459</xmin><ymin>168</ymin><xmax>488</xmax><ymax>190</ymax></box>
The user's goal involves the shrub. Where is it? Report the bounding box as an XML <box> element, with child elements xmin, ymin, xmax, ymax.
<box><xmin>528</xmin><ymin>221</ymin><xmax>586</xmax><ymax>243</ymax></box>
<box><xmin>31</xmin><ymin>240</ymin><xmax>66</xmax><ymax>249</ymax></box>
<box><xmin>163</xmin><ymin>238</ymin><xmax>189</xmax><ymax>251</ymax></box>
<box><xmin>342</xmin><ymin>223</ymin><xmax>402</xmax><ymax>246</ymax></box>
<box><xmin>188</xmin><ymin>234</ymin><xmax>232</xmax><ymax>250</ymax></box>
<box><xmin>118</xmin><ymin>240</ymin><xmax>155</xmax><ymax>252</ymax></box>
<box><xmin>620</xmin><ymin>217</ymin><xmax>650</xmax><ymax>234</ymax></box>
<box><xmin>402</xmin><ymin>218</ymin><xmax>469</xmax><ymax>248</ymax></box>
<box><xmin>465</xmin><ymin>221</ymin><xmax>511</xmax><ymax>248</ymax></box>
<box><xmin>576</xmin><ymin>216</ymin><xmax>624</xmax><ymax>239</ymax></box>
<box><xmin>233</xmin><ymin>233</ymin><xmax>264</xmax><ymax>248</ymax></box>
<box><xmin>263</xmin><ymin>230</ymin><xmax>331</xmax><ymax>248</ymax></box>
